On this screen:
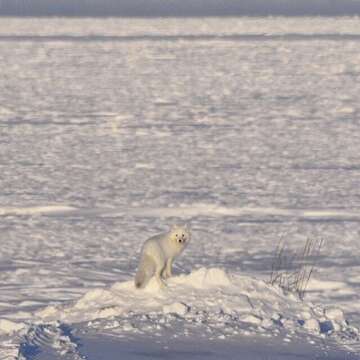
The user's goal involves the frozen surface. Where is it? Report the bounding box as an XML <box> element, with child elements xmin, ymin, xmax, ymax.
<box><xmin>1</xmin><ymin>17</ymin><xmax>360</xmax><ymax>359</ymax></box>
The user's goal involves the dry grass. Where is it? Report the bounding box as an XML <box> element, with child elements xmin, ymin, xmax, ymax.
<box><xmin>270</xmin><ymin>236</ymin><xmax>324</xmax><ymax>300</ymax></box>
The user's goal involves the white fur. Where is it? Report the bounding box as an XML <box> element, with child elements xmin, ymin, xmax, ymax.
<box><xmin>134</xmin><ymin>225</ymin><xmax>190</xmax><ymax>289</ymax></box>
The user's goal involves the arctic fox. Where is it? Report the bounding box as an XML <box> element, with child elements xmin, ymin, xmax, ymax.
<box><xmin>134</xmin><ymin>225</ymin><xmax>190</xmax><ymax>289</ymax></box>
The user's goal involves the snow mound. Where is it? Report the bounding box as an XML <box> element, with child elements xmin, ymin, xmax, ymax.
<box><xmin>171</xmin><ymin>267</ymin><xmax>232</xmax><ymax>288</ymax></box>
<box><xmin>0</xmin><ymin>319</ymin><xmax>25</xmax><ymax>335</ymax></box>
<box><xmin>33</xmin><ymin>268</ymin><xmax>359</xmax><ymax>344</ymax></box>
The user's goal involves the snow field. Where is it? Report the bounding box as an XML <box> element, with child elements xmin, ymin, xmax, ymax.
<box><xmin>1</xmin><ymin>16</ymin><xmax>360</xmax><ymax>359</ymax></box>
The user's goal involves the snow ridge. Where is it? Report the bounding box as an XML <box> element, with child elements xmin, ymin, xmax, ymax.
<box><xmin>18</xmin><ymin>323</ymin><xmax>85</xmax><ymax>360</ymax></box>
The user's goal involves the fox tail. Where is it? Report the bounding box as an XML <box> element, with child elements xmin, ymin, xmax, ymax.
<box><xmin>134</xmin><ymin>254</ymin><xmax>155</xmax><ymax>289</ymax></box>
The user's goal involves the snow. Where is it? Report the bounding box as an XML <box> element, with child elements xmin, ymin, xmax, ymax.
<box><xmin>127</xmin><ymin>204</ymin><xmax>360</xmax><ymax>221</ymax></box>
<box><xmin>325</xmin><ymin>308</ymin><xmax>345</xmax><ymax>322</ymax></box>
<box><xmin>163</xmin><ymin>302</ymin><xmax>189</xmax><ymax>316</ymax></box>
<box><xmin>1</xmin><ymin>17</ymin><xmax>360</xmax><ymax>38</ymax></box>
<box><xmin>303</xmin><ymin>318</ymin><xmax>321</xmax><ymax>333</ymax></box>
<box><xmin>0</xmin><ymin>205</ymin><xmax>77</xmax><ymax>216</ymax></box>
<box><xmin>0</xmin><ymin>319</ymin><xmax>25</xmax><ymax>336</ymax></box>
<box><xmin>1</xmin><ymin>16</ymin><xmax>360</xmax><ymax>359</ymax></box>
<box><xmin>10</xmin><ymin>268</ymin><xmax>360</xmax><ymax>358</ymax></box>
<box><xmin>4</xmin><ymin>268</ymin><xmax>360</xmax><ymax>358</ymax></box>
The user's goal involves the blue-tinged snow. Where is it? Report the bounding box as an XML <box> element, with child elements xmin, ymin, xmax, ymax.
<box><xmin>1</xmin><ymin>17</ymin><xmax>360</xmax><ymax>359</ymax></box>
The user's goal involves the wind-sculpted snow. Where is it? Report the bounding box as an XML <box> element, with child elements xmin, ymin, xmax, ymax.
<box><xmin>2</xmin><ymin>268</ymin><xmax>358</xmax><ymax>359</ymax></box>
<box><xmin>18</xmin><ymin>323</ymin><xmax>84</xmax><ymax>360</ymax></box>
<box><xmin>30</xmin><ymin>269</ymin><xmax>359</xmax><ymax>345</ymax></box>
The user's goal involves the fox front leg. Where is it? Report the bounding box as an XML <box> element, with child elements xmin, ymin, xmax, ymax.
<box><xmin>155</xmin><ymin>273</ymin><xmax>166</xmax><ymax>288</ymax></box>
<box><xmin>163</xmin><ymin>258</ymin><xmax>173</xmax><ymax>279</ymax></box>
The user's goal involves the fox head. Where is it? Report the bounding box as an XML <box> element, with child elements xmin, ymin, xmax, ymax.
<box><xmin>169</xmin><ymin>224</ymin><xmax>191</xmax><ymax>249</ymax></box>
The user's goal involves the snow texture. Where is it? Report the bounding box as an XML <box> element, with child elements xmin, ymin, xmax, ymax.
<box><xmin>1</xmin><ymin>17</ymin><xmax>360</xmax><ymax>359</ymax></box>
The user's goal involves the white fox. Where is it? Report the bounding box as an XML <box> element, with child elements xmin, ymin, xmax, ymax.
<box><xmin>134</xmin><ymin>225</ymin><xmax>191</xmax><ymax>289</ymax></box>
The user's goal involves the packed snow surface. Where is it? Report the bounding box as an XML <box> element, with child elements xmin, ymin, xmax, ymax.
<box><xmin>1</xmin><ymin>16</ymin><xmax>360</xmax><ymax>359</ymax></box>
<box><xmin>34</xmin><ymin>267</ymin><xmax>358</xmax><ymax>341</ymax></box>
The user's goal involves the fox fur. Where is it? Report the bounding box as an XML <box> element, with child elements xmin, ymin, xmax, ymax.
<box><xmin>134</xmin><ymin>225</ymin><xmax>190</xmax><ymax>289</ymax></box>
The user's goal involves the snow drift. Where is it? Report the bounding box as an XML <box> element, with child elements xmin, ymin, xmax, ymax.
<box><xmin>29</xmin><ymin>268</ymin><xmax>360</xmax><ymax>342</ymax></box>
<box><xmin>2</xmin><ymin>268</ymin><xmax>359</xmax><ymax>358</ymax></box>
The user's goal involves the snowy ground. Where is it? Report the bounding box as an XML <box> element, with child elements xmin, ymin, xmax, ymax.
<box><xmin>1</xmin><ymin>17</ymin><xmax>360</xmax><ymax>359</ymax></box>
